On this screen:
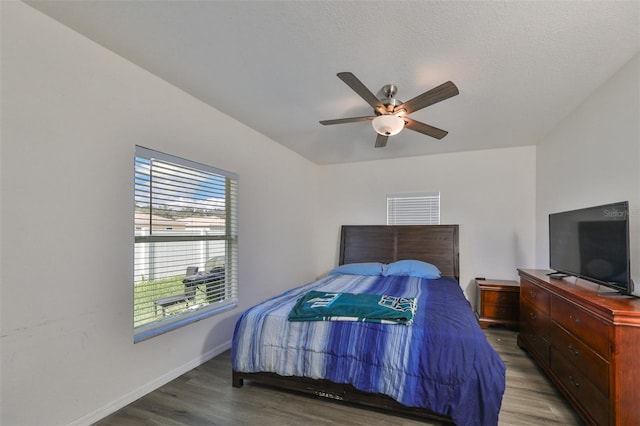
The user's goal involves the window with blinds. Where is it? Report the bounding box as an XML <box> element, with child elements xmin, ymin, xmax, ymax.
<box><xmin>387</xmin><ymin>192</ymin><xmax>440</xmax><ymax>225</ymax></box>
<box><xmin>134</xmin><ymin>146</ymin><xmax>238</xmax><ymax>342</ymax></box>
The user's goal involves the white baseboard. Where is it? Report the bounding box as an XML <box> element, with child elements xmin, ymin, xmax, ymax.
<box><xmin>69</xmin><ymin>340</ymin><xmax>232</xmax><ymax>426</ymax></box>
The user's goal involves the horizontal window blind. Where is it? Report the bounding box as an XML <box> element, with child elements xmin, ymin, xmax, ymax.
<box><xmin>134</xmin><ymin>146</ymin><xmax>238</xmax><ymax>342</ymax></box>
<box><xmin>387</xmin><ymin>192</ymin><xmax>440</xmax><ymax>225</ymax></box>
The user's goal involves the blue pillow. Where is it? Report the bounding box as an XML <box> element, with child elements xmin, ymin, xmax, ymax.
<box><xmin>328</xmin><ymin>262</ymin><xmax>385</xmax><ymax>276</ymax></box>
<box><xmin>383</xmin><ymin>260</ymin><xmax>441</xmax><ymax>279</ymax></box>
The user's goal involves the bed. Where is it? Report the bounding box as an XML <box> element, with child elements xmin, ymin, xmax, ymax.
<box><xmin>231</xmin><ymin>225</ymin><xmax>506</xmax><ymax>425</ymax></box>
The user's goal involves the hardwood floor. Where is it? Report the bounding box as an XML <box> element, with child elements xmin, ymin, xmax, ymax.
<box><xmin>95</xmin><ymin>328</ymin><xmax>583</xmax><ymax>425</ymax></box>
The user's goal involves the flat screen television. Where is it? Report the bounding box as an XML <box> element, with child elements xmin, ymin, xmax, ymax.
<box><xmin>549</xmin><ymin>201</ymin><xmax>633</xmax><ymax>295</ymax></box>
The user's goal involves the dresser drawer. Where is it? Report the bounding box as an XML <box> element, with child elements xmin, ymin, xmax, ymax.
<box><xmin>551</xmin><ymin>322</ymin><xmax>609</xmax><ymax>397</ymax></box>
<box><xmin>521</xmin><ymin>298</ymin><xmax>551</xmax><ymax>341</ymax></box>
<box><xmin>551</xmin><ymin>348</ymin><xmax>610</xmax><ymax>426</ymax></box>
<box><xmin>519</xmin><ymin>327</ymin><xmax>550</xmax><ymax>366</ymax></box>
<box><xmin>551</xmin><ymin>296</ymin><xmax>610</xmax><ymax>359</ymax></box>
<box><xmin>520</xmin><ymin>298</ymin><xmax>551</xmax><ymax>366</ymax></box>
<box><xmin>521</xmin><ymin>279</ymin><xmax>550</xmax><ymax>314</ymax></box>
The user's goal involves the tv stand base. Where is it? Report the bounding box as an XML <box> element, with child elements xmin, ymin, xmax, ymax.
<box><xmin>546</xmin><ymin>271</ymin><xmax>570</xmax><ymax>279</ymax></box>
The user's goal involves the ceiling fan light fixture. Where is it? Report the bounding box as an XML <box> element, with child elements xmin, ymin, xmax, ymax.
<box><xmin>372</xmin><ymin>114</ymin><xmax>404</xmax><ymax>136</ymax></box>
<box><xmin>320</xmin><ymin>73</ymin><xmax>458</xmax><ymax>146</ymax></box>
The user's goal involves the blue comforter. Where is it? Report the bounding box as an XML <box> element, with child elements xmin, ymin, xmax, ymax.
<box><xmin>232</xmin><ymin>274</ymin><xmax>506</xmax><ymax>426</ymax></box>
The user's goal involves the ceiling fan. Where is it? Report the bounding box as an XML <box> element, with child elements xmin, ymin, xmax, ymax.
<box><xmin>320</xmin><ymin>72</ymin><xmax>459</xmax><ymax>148</ymax></box>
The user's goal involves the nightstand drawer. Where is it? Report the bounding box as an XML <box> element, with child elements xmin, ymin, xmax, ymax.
<box><xmin>476</xmin><ymin>279</ymin><xmax>520</xmax><ymax>329</ymax></box>
<box><xmin>482</xmin><ymin>303</ymin><xmax>519</xmax><ymax>320</ymax></box>
<box><xmin>483</xmin><ymin>290</ymin><xmax>519</xmax><ymax>305</ymax></box>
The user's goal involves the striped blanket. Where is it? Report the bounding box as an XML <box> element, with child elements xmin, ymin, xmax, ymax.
<box><xmin>232</xmin><ymin>274</ymin><xmax>505</xmax><ymax>426</ymax></box>
<box><xmin>288</xmin><ymin>290</ymin><xmax>417</xmax><ymax>325</ymax></box>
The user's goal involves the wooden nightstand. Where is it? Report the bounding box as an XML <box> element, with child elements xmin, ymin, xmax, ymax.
<box><xmin>476</xmin><ymin>278</ymin><xmax>520</xmax><ymax>330</ymax></box>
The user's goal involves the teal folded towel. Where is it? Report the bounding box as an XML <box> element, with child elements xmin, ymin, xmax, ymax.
<box><xmin>288</xmin><ymin>290</ymin><xmax>416</xmax><ymax>325</ymax></box>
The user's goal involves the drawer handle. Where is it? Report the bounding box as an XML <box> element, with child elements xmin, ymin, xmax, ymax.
<box><xmin>569</xmin><ymin>375</ymin><xmax>580</xmax><ymax>388</ymax></box>
<box><xmin>529</xmin><ymin>312</ymin><xmax>537</xmax><ymax>320</ymax></box>
<box><xmin>530</xmin><ymin>290</ymin><xmax>536</xmax><ymax>299</ymax></box>
<box><xmin>569</xmin><ymin>314</ymin><xmax>581</xmax><ymax>325</ymax></box>
<box><xmin>567</xmin><ymin>344</ymin><xmax>580</xmax><ymax>357</ymax></box>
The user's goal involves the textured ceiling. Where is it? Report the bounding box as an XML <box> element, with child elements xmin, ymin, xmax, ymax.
<box><xmin>26</xmin><ymin>1</ymin><xmax>640</xmax><ymax>165</ymax></box>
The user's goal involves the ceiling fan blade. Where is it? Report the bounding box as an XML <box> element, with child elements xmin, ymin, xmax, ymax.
<box><xmin>337</xmin><ymin>72</ymin><xmax>386</xmax><ymax>114</ymax></box>
<box><xmin>375</xmin><ymin>134</ymin><xmax>389</xmax><ymax>148</ymax></box>
<box><xmin>395</xmin><ymin>81</ymin><xmax>459</xmax><ymax>114</ymax></box>
<box><xmin>404</xmin><ymin>117</ymin><xmax>448</xmax><ymax>139</ymax></box>
<box><xmin>319</xmin><ymin>116</ymin><xmax>376</xmax><ymax>125</ymax></box>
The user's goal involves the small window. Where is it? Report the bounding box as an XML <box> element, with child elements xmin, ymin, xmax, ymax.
<box><xmin>387</xmin><ymin>192</ymin><xmax>440</xmax><ymax>225</ymax></box>
<box><xmin>134</xmin><ymin>146</ymin><xmax>238</xmax><ymax>342</ymax></box>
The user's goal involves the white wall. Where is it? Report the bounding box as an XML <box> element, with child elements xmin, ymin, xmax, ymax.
<box><xmin>1</xmin><ymin>2</ymin><xmax>318</xmax><ymax>425</ymax></box>
<box><xmin>535</xmin><ymin>53</ymin><xmax>640</xmax><ymax>294</ymax></box>
<box><xmin>4</xmin><ymin>1</ymin><xmax>635</xmax><ymax>425</ymax></box>
<box><xmin>316</xmin><ymin>146</ymin><xmax>537</xmax><ymax>299</ymax></box>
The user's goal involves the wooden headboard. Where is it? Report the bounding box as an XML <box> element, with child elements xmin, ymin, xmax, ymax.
<box><xmin>339</xmin><ymin>225</ymin><xmax>459</xmax><ymax>280</ymax></box>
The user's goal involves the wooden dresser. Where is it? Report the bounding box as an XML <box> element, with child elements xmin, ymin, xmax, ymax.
<box><xmin>517</xmin><ymin>269</ymin><xmax>640</xmax><ymax>426</ymax></box>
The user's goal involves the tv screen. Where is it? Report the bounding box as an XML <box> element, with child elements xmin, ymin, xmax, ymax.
<box><xmin>549</xmin><ymin>201</ymin><xmax>632</xmax><ymax>295</ymax></box>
